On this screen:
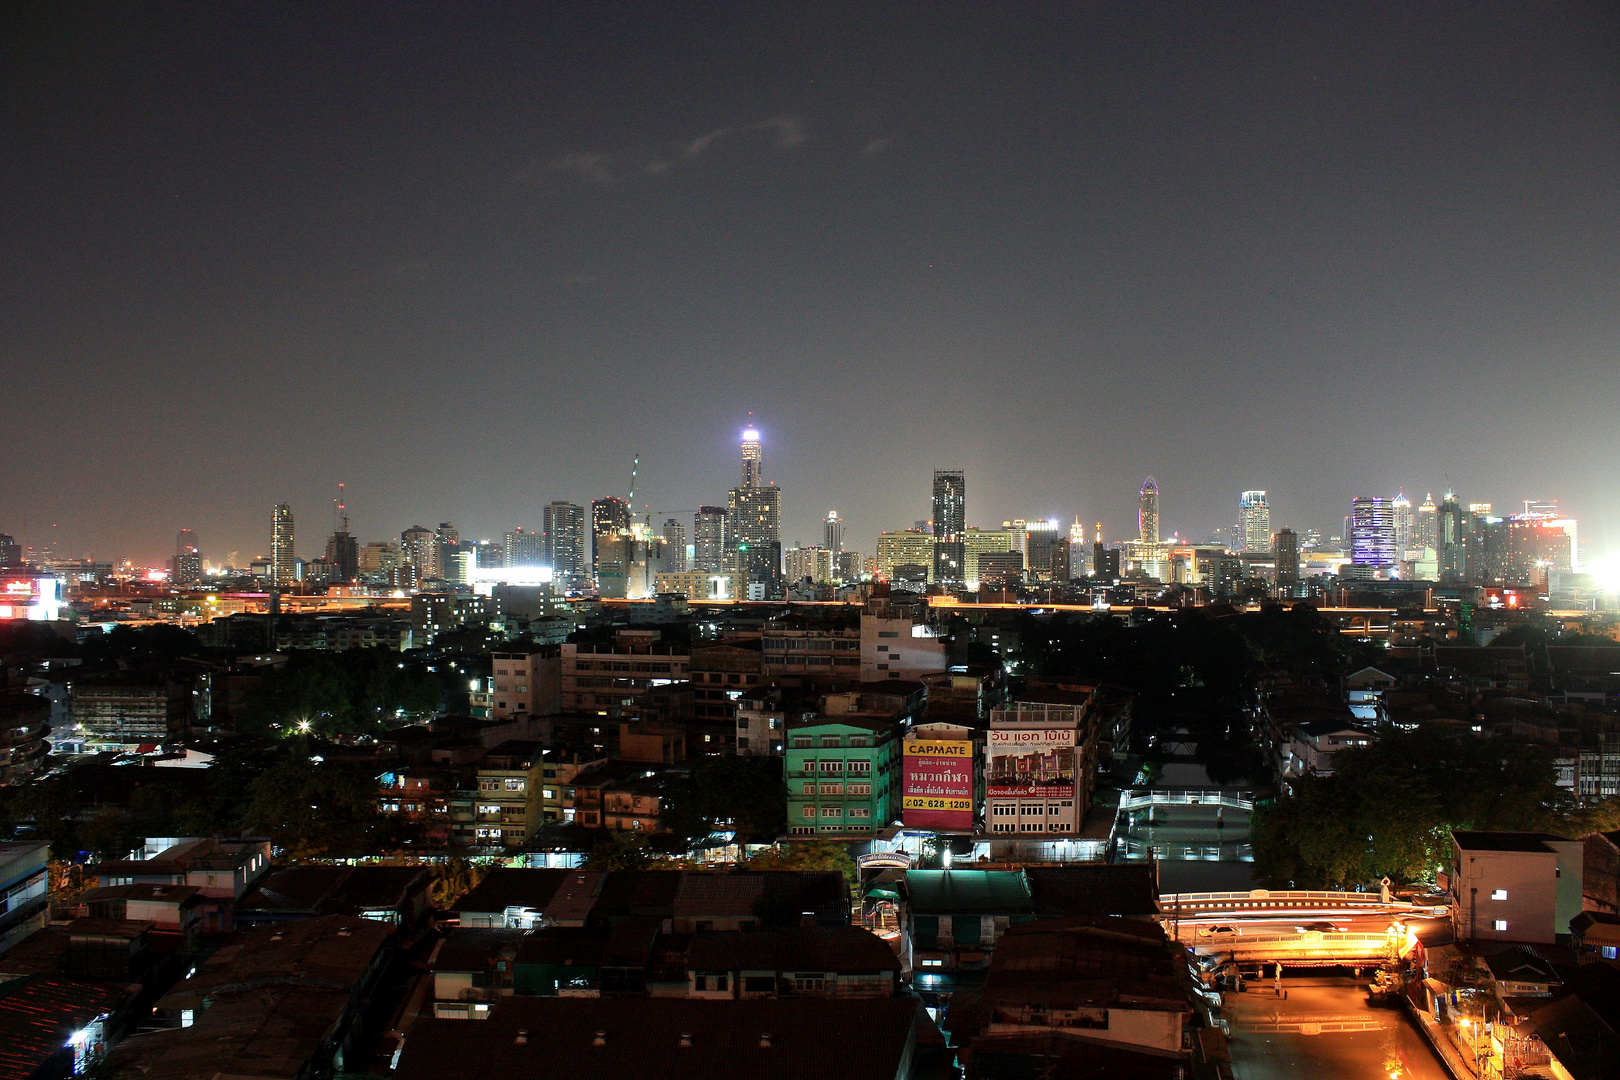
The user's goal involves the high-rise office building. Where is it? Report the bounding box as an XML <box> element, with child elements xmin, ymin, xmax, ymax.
<box><xmin>1392</xmin><ymin>493</ymin><xmax>1414</xmax><ymax>558</ymax></box>
<box><xmin>1416</xmin><ymin>494</ymin><xmax>1439</xmax><ymax>554</ymax></box>
<box><xmin>785</xmin><ymin>546</ymin><xmax>833</xmax><ymax>584</ymax></box>
<box><xmin>1238</xmin><ymin>491</ymin><xmax>1271</xmax><ymax>553</ymax></box>
<box><xmin>740</xmin><ymin>426</ymin><xmax>763</xmax><ymax>488</ymax></box>
<box><xmin>591</xmin><ymin>497</ymin><xmax>631</xmax><ymax>580</ymax></box>
<box><xmin>358</xmin><ymin>541</ymin><xmax>402</xmax><ymax>580</ymax></box>
<box><xmin>325</xmin><ymin>530</ymin><xmax>358</xmax><ymax>583</ymax></box>
<box><xmin>835</xmin><ymin>550</ymin><xmax>865</xmax><ymax>583</ymax></box>
<box><xmin>542</xmin><ymin>502</ymin><xmax>587</xmax><ymax>586</ymax></box>
<box><xmin>271</xmin><ymin>503</ymin><xmax>296</xmax><ymax>586</ymax></box>
<box><xmin>1438</xmin><ymin>493</ymin><xmax>1469</xmax><ymax>582</ymax></box>
<box><xmin>931</xmin><ymin>469</ymin><xmax>966</xmax><ymax>585</ymax></box>
<box><xmin>173</xmin><ymin>529</ymin><xmax>203</xmax><ymax>584</ymax></box>
<box><xmin>1349</xmin><ymin>496</ymin><xmax>1396</xmax><ymax>575</ymax></box>
<box><xmin>1024</xmin><ymin>520</ymin><xmax>1069</xmax><ymax>583</ymax></box>
<box><xmin>1275</xmin><ymin>527</ymin><xmax>1300</xmax><ymax>590</ymax></box>
<box><xmin>0</xmin><ymin>534</ymin><xmax>19</xmax><ymax>567</ymax></box>
<box><xmin>876</xmin><ymin>530</ymin><xmax>935</xmax><ymax>584</ymax></box>
<box><xmin>823</xmin><ymin>511</ymin><xmax>844</xmax><ymax>555</ymax></box>
<box><xmin>504</xmin><ymin>527</ymin><xmax>544</xmax><ymax>567</ymax></box>
<box><xmin>433</xmin><ymin>523</ymin><xmax>461</xmax><ymax>581</ymax></box>
<box><xmin>963</xmin><ymin>527</ymin><xmax>1015</xmax><ymax>584</ymax></box>
<box><xmin>401</xmin><ymin>525</ymin><xmax>435</xmax><ymax>579</ymax></box>
<box><xmin>1138</xmin><ymin>478</ymin><xmax>1160</xmax><ymax>544</ymax></box>
<box><xmin>693</xmin><ymin>506</ymin><xmax>727</xmax><ymax>572</ymax></box>
<box><xmin>726</xmin><ymin>427</ymin><xmax>782</xmax><ymax>591</ymax></box>
<box><xmin>728</xmin><ymin>487</ymin><xmax>781</xmax><ymax>586</ymax></box>
<box><xmin>662</xmin><ymin>518</ymin><xmax>687</xmax><ymax>572</ymax></box>
<box><xmin>1068</xmin><ymin>519</ymin><xmax>1090</xmax><ymax>578</ymax></box>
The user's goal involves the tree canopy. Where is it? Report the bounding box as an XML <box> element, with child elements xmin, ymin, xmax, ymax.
<box><xmin>1252</xmin><ymin>726</ymin><xmax>1576</xmax><ymax>888</ymax></box>
<box><xmin>658</xmin><ymin>756</ymin><xmax>787</xmax><ymax>847</ymax></box>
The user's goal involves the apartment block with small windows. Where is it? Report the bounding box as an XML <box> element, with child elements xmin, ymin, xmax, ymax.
<box><xmin>561</xmin><ymin>630</ymin><xmax>689</xmax><ymax>714</ymax></box>
<box><xmin>489</xmin><ymin>648</ymin><xmax>561</xmax><ymax>719</ymax></box>
<box><xmin>761</xmin><ymin>617</ymin><xmax>862</xmax><ymax>679</ymax></box>
<box><xmin>473</xmin><ymin>741</ymin><xmax>545</xmax><ymax>848</ymax></box>
<box><xmin>785</xmin><ymin>717</ymin><xmax>902</xmax><ymax>838</ymax></box>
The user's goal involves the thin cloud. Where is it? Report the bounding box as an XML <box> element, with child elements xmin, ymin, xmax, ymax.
<box><xmin>749</xmin><ymin>116</ymin><xmax>808</xmax><ymax>148</ymax></box>
<box><xmin>546</xmin><ymin>152</ymin><xmax>615</xmax><ymax>184</ymax></box>
<box><xmin>862</xmin><ymin>137</ymin><xmax>893</xmax><ymax>157</ymax></box>
<box><xmin>643</xmin><ymin>160</ymin><xmax>671</xmax><ymax>175</ymax></box>
<box><xmin>682</xmin><ymin>127</ymin><xmax>732</xmax><ymax>157</ymax></box>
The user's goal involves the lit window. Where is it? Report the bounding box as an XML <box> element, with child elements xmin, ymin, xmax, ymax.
<box><xmin>1491</xmin><ymin>889</ymin><xmax>1507</xmax><ymax>901</ymax></box>
<box><xmin>1494</xmin><ymin>920</ymin><xmax>1509</xmax><ymax>931</ymax></box>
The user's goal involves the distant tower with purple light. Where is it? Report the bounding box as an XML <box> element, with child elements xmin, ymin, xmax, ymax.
<box><xmin>727</xmin><ymin>423</ymin><xmax>782</xmax><ymax>595</ymax></box>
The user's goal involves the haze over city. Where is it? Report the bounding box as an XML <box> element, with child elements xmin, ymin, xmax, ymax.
<box><xmin>4</xmin><ymin>2</ymin><xmax>1618</xmax><ymax>564</ymax></box>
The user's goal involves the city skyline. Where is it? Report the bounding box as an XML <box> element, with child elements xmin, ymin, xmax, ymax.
<box><xmin>4</xmin><ymin>5</ymin><xmax>1617</xmax><ymax>563</ymax></box>
<box><xmin>2</xmin><ymin>430</ymin><xmax>1607</xmax><ymax>569</ymax></box>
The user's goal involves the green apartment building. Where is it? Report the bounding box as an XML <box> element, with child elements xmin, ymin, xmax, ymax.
<box><xmin>785</xmin><ymin>717</ymin><xmax>902</xmax><ymax>838</ymax></box>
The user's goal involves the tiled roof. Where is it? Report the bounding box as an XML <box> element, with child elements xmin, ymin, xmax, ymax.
<box><xmin>393</xmin><ymin>997</ymin><xmax>917</xmax><ymax>1080</ymax></box>
<box><xmin>672</xmin><ymin>873</ymin><xmax>764</xmax><ymax>919</ymax></box>
<box><xmin>686</xmin><ymin>927</ymin><xmax>898</xmax><ymax>974</ymax></box>
<box><xmin>1026</xmin><ymin>865</ymin><xmax>1160</xmax><ymax>919</ymax></box>
<box><xmin>0</xmin><ymin>975</ymin><xmax>128</xmax><ymax>1080</ymax></box>
<box><xmin>454</xmin><ymin>868</ymin><xmax>573</xmax><ymax>915</ymax></box>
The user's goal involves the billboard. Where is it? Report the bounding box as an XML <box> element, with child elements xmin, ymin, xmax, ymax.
<box><xmin>902</xmin><ymin>739</ymin><xmax>975</xmax><ymax>831</ymax></box>
<box><xmin>986</xmin><ymin>727</ymin><xmax>1075</xmax><ymax>800</ymax></box>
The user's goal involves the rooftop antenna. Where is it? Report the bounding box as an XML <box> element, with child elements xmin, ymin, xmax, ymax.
<box><xmin>333</xmin><ymin>482</ymin><xmax>349</xmax><ymax>534</ymax></box>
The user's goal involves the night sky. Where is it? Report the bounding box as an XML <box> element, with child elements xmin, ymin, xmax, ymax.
<box><xmin>5</xmin><ymin>2</ymin><xmax>1618</xmax><ymax>565</ymax></box>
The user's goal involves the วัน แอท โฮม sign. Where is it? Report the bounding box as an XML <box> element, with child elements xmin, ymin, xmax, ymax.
<box><xmin>986</xmin><ymin>727</ymin><xmax>1075</xmax><ymax>800</ymax></box>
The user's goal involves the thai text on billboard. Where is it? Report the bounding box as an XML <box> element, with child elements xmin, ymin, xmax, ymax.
<box><xmin>986</xmin><ymin>727</ymin><xmax>1075</xmax><ymax>799</ymax></box>
<box><xmin>902</xmin><ymin>739</ymin><xmax>975</xmax><ymax>831</ymax></box>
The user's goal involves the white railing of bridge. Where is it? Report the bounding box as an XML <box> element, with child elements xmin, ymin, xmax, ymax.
<box><xmin>1160</xmin><ymin>890</ymin><xmax>1404</xmax><ymax>908</ymax></box>
<box><xmin>1117</xmin><ymin>840</ymin><xmax>1253</xmax><ymax>861</ymax></box>
<box><xmin>1118</xmin><ymin>789</ymin><xmax>1254</xmax><ymax>812</ymax></box>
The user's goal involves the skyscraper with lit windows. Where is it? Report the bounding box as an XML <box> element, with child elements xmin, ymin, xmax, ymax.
<box><xmin>1349</xmin><ymin>496</ymin><xmax>1396</xmax><ymax>577</ymax></box>
<box><xmin>173</xmin><ymin>529</ymin><xmax>203</xmax><ymax>584</ymax></box>
<box><xmin>543</xmin><ymin>502</ymin><xmax>587</xmax><ymax>587</ymax></box>
<box><xmin>931</xmin><ymin>470</ymin><xmax>966</xmax><ymax>585</ymax></box>
<box><xmin>726</xmin><ymin>426</ymin><xmax>781</xmax><ymax>593</ymax></box>
<box><xmin>693</xmin><ymin>506</ymin><xmax>726</xmax><ymax>572</ymax></box>
<box><xmin>1138</xmin><ymin>478</ymin><xmax>1160</xmax><ymax>544</ymax></box>
<box><xmin>1238</xmin><ymin>491</ymin><xmax>1271</xmax><ymax>553</ymax></box>
<box><xmin>271</xmin><ymin>503</ymin><xmax>296</xmax><ymax>586</ymax></box>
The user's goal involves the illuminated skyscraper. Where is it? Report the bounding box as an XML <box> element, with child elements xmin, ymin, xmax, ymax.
<box><xmin>823</xmin><ymin>511</ymin><xmax>844</xmax><ymax>555</ymax></box>
<box><xmin>270</xmin><ymin>503</ymin><xmax>296</xmax><ymax>586</ymax></box>
<box><xmin>662</xmin><ymin>518</ymin><xmax>687</xmax><ymax>572</ymax></box>
<box><xmin>1349</xmin><ymin>496</ymin><xmax>1396</xmax><ymax>575</ymax></box>
<box><xmin>401</xmin><ymin>524</ymin><xmax>434</xmax><ymax>579</ymax></box>
<box><xmin>1068</xmin><ymin>518</ymin><xmax>1090</xmax><ymax>578</ymax></box>
<box><xmin>931</xmin><ymin>469</ymin><xmax>966</xmax><ymax>584</ymax></box>
<box><xmin>543</xmin><ymin>502</ymin><xmax>587</xmax><ymax>586</ymax></box>
<box><xmin>1416</xmin><ymin>493</ymin><xmax>1439</xmax><ymax>553</ymax></box>
<box><xmin>173</xmin><ymin>529</ymin><xmax>203</xmax><ymax>584</ymax></box>
<box><xmin>1238</xmin><ymin>491</ymin><xmax>1271</xmax><ymax>553</ymax></box>
<box><xmin>740</xmin><ymin>426</ymin><xmax>763</xmax><ymax>488</ymax></box>
<box><xmin>591</xmin><ymin>497</ymin><xmax>631</xmax><ymax>583</ymax></box>
<box><xmin>1138</xmin><ymin>478</ymin><xmax>1160</xmax><ymax>545</ymax></box>
<box><xmin>726</xmin><ymin>427</ymin><xmax>781</xmax><ymax>592</ymax></box>
<box><xmin>693</xmin><ymin>506</ymin><xmax>726</xmax><ymax>572</ymax></box>
<box><xmin>505</xmin><ymin>527</ymin><xmax>544</xmax><ymax>567</ymax></box>
<box><xmin>1438</xmin><ymin>492</ymin><xmax>1469</xmax><ymax>582</ymax></box>
<box><xmin>1392</xmin><ymin>493</ymin><xmax>1414</xmax><ymax>557</ymax></box>
<box><xmin>1275</xmin><ymin>527</ymin><xmax>1300</xmax><ymax>591</ymax></box>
